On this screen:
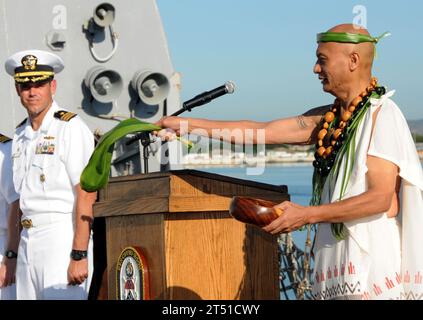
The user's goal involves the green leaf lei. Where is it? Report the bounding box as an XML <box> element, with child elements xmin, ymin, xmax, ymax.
<box><xmin>80</xmin><ymin>118</ymin><xmax>192</xmax><ymax>192</ymax></box>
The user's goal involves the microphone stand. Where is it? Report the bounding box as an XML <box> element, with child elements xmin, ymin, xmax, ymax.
<box><xmin>138</xmin><ymin>131</ymin><xmax>152</xmax><ymax>174</ymax></box>
<box><xmin>126</xmin><ymin>82</ymin><xmax>235</xmax><ymax>173</ymax></box>
<box><xmin>126</xmin><ymin>100</ymin><xmax>171</xmax><ymax>174</ymax></box>
<box><xmin>169</xmin><ymin>103</ymin><xmax>194</xmax><ymax>117</ymax></box>
<box><xmin>126</xmin><ymin>81</ymin><xmax>235</xmax><ymax>147</ymax></box>
<box><xmin>125</xmin><ymin>101</ymin><xmax>195</xmax><ymax>149</ymax></box>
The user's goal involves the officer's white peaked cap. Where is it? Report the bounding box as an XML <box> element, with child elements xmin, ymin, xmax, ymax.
<box><xmin>5</xmin><ymin>49</ymin><xmax>64</xmax><ymax>83</ymax></box>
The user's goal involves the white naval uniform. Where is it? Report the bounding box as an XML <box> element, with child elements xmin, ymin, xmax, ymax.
<box><xmin>12</xmin><ymin>101</ymin><xmax>94</xmax><ymax>300</ymax></box>
<box><xmin>0</xmin><ymin>140</ymin><xmax>19</xmax><ymax>300</ymax></box>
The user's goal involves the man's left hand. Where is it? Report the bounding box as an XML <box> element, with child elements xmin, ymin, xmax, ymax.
<box><xmin>67</xmin><ymin>259</ymin><xmax>88</xmax><ymax>286</ymax></box>
<box><xmin>0</xmin><ymin>259</ymin><xmax>16</xmax><ymax>287</ymax></box>
<box><xmin>262</xmin><ymin>201</ymin><xmax>309</xmax><ymax>234</ymax></box>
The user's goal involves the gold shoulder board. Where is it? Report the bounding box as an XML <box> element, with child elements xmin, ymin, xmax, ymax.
<box><xmin>54</xmin><ymin>110</ymin><xmax>77</xmax><ymax>122</ymax></box>
<box><xmin>0</xmin><ymin>134</ymin><xmax>11</xmax><ymax>143</ymax></box>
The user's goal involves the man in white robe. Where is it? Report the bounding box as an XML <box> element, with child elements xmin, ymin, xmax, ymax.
<box><xmin>155</xmin><ymin>23</ymin><xmax>423</xmax><ymax>300</ymax></box>
<box><xmin>308</xmin><ymin>91</ymin><xmax>423</xmax><ymax>299</ymax></box>
<box><xmin>264</xmin><ymin>24</ymin><xmax>423</xmax><ymax>299</ymax></box>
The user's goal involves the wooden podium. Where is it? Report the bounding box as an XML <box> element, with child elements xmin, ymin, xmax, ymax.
<box><xmin>91</xmin><ymin>169</ymin><xmax>289</xmax><ymax>300</ymax></box>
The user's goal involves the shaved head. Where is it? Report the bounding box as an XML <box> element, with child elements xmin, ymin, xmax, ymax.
<box><xmin>314</xmin><ymin>23</ymin><xmax>376</xmax><ymax>99</ymax></box>
<box><xmin>326</xmin><ymin>23</ymin><xmax>375</xmax><ymax>69</ymax></box>
<box><xmin>327</xmin><ymin>23</ymin><xmax>370</xmax><ymax>35</ymax></box>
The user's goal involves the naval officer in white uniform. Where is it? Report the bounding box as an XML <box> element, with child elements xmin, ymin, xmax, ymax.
<box><xmin>5</xmin><ymin>49</ymin><xmax>96</xmax><ymax>299</ymax></box>
<box><xmin>0</xmin><ymin>134</ymin><xmax>20</xmax><ymax>300</ymax></box>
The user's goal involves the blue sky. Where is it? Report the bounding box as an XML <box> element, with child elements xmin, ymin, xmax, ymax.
<box><xmin>157</xmin><ymin>0</ymin><xmax>423</xmax><ymax>121</ymax></box>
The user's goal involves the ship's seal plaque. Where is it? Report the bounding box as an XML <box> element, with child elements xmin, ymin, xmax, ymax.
<box><xmin>116</xmin><ymin>246</ymin><xmax>150</xmax><ymax>300</ymax></box>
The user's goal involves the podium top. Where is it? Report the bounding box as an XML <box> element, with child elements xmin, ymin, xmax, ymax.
<box><xmin>94</xmin><ymin>169</ymin><xmax>289</xmax><ymax>218</ymax></box>
<box><xmin>105</xmin><ymin>169</ymin><xmax>287</xmax><ymax>192</ymax></box>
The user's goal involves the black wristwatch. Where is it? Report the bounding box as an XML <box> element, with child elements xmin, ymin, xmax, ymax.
<box><xmin>5</xmin><ymin>250</ymin><xmax>17</xmax><ymax>259</ymax></box>
<box><xmin>70</xmin><ymin>249</ymin><xmax>88</xmax><ymax>261</ymax></box>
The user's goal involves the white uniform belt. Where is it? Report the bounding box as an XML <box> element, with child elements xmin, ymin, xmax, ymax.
<box><xmin>21</xmin><ymin>213</ymin><xmax>72</xmax><ymax>229</ymax></box>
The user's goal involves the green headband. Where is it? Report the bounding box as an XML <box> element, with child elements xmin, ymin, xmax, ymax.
<box><xmin>317</xmin><ymin>31</ymin><xmax>391</xmax><ymax>44</ymax></box>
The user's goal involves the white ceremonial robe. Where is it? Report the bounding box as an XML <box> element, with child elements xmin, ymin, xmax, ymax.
<box><xmin>312</xmin><ymin>91</ymin><xmax>423</xmax><ymax>300</ymax></box>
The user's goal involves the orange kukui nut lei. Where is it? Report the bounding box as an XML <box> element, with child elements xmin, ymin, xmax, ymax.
<box><xmin>313</xmin><ymin>77</ymin><xmax>386</xmax><ymax>176</ymax></box>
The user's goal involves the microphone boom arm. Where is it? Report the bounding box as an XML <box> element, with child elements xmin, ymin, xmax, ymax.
<box><xmin>171</xmin><ymin>81</ymin><xmax>235</xmax><ymax>116</ymax></box>
<box><xmin>126</xmin><ymin>81</ymin><xmax>235</xmax><ymax>145</ymax></box>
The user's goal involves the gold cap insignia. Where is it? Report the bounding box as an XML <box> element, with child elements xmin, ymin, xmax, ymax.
<box><xmin>21</xmin><ymin>55</ymin><xmax>38</xmax><ymax>71</ymax></box>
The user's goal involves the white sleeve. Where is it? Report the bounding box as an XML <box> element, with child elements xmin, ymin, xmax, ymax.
<box><xmin>367</xmin><ymin>99</ymin><xmax>423</xmax><ymax>190</ymax></box>
<box><xmin>0</xmin><ymin>142</ymin><xmax>19</xmax><ymax>204</ymax></box>
<box><xmin>62</xmin><ymin>117</ymin><xmax>94</xmax><ymax>186</ymax></box>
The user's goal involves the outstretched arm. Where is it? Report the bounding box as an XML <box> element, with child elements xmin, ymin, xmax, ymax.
<box><xmin>263</xmin><ymin>105</ymin><xmax>331</xmax><ymax>144</ymax></box>
<box><xmin>263</xmin><ymin>155</ymin><xmax>400</xmax><ymax>234</ymax></box>
<box><xmin>156</xmin><ymin>105</ymin><xmax>330</xmax><ymax>145</ymax></box>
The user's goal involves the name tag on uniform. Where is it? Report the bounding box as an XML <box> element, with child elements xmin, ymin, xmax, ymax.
<box><xmin>36</xmin><ymin>136</ymin><xmax>56</xmax><ymax>155</ymax></box>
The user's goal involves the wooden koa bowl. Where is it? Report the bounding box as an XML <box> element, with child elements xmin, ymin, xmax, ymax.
<box><xmin>229</xmin><ymin>196</ymin><xmax>283</xmax><ymax>227</ymax></box>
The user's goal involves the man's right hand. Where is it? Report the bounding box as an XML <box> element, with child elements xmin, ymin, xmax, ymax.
<box><xmin>154</xmin><ymin>116</ymin><xmax>190</xmax><ymax>141</ymax></box>
<box><xmin>67</xmin><ymin>259</ymin><xmax>88</xmax><ymax>286</ymax></box>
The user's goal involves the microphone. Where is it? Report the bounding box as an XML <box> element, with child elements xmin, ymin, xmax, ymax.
<box><xmin>125</xmin><ymin>81</ymin><xmax>236</xmax><ymax>146</ymax></box>
<box><xmin>171</xmin><ymin>81</ymin><xmax>236</xmax><ymax>116</ymax></box>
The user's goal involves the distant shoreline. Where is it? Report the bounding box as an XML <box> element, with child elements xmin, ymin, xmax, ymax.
<box><xmin>182</xmin><ymin>159</ymin><xmax>423</xmax><ymax>169</ymax></box>
<box><xmin>186</xmin><ymin>161</ymin><xmax>313</xmax><ymax>168</ymax></box>
<box><xmin>182</xmin><ymin>149</ymin><xmax>423</xmax><ymax>168</ymax></box>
